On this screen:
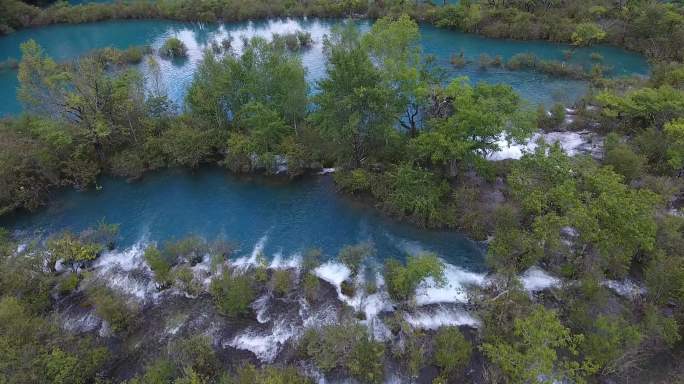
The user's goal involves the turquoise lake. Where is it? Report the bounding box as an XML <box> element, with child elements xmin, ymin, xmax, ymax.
<box><xmin>1</xmin><ymin>168</ymin><xmax>485</xmax><ymax>269</ymax></box>
<box><xmin>0</xmin><ymin>18</ymin><xmax>649</xmax><ymax>116</ymax></box>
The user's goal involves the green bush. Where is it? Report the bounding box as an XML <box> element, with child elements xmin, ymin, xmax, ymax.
<box><xmin>87</xmin><ymin>286</ymin><xmax>138</xmax><ymax>333</ymax></box>
<box><xmin>164</xmin><ymin>235</ymin><xmax>207</xmax><ymax>265</ymax></box>
<box><xmin>433</xmin><ymin>327</ymin><xmax>472</xmax><ymax>375</ymax></box>
<box><xmin>227</xmin><ymin>363</ymin><xmax>311</xmax><ymax>384</ymax></box>
<box><xmin>334</xmin><ymin>168</ymin><xmax>373</xmax><ymax>194</ymax></box>
<box><xmin>338</xmin><ymin>242</ymin><xmax>374</xmax><ymax>276</ymax></box>
<box><xmin>209</xmin><ymin>271</ymin><xmax>255</xmax><ymax>317</ymax></box>
<box><xmin>299</xmin><ymin>323</ymin><xmax>385</xmax><ymax>382</ymax></box>
<box><xmin>47</xmin><ymin>231</ymin><xmax>103</xmax><ymax>272</ymax></box>
<box><xmin>271</xmin><ymin>269</ymin><xmax>292</xmax><ymax>297</ymax></box>
<box><xmin>144</xmin><ymin>245</ymin><xmax>173</xmax><ymax>289</ymax></box>
<box><xmin>170</xmin><ymin>335</ymin><xmax>220</xmax><ymax>380</ymax></box>
<box><xmin>384</xmin><ymin>253</ymin><xmax>445</xmax><ymax>302</ymax></box>
<box><xmin>347</xmin><ymin>336</ymin><xmax>385</xmax><ymax>383</ymax></box>
<box><xmin>58</xmin><ymin>272</ymin><xmax>80</xmax><ymax>295</ymax></box>
<box><xmin>159</xmin><ymin>37</ymin><xmax>188</xmax><ymax>58</ymax></box>
<box><xmin>303</xmin><ymin>272</ymin><xmax>320</xmax><ymax>302</ymax></box>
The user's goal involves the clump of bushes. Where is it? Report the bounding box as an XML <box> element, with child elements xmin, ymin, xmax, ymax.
<box><xmin>159</xmin><ymin>37</ymin><xmax>188</xmax><ymax>58</ymax></box>
<box><xmin>299</xmin><ymin>323</ymin><xmax>385</xmax><ymax>383</ymax></box>
<box><xmin>338</xmin><ymin>242</ymin><xmax>374</xmax><ymax>276</ymax></box>
<box><xmin>505</xmin><ymin>52</ymin><xmax>593</xmax><ymax>79</ymax></box>
<box><xmin>47</xmin><ymin>231</ymin><xmax>105</xmax><ymax>272</ymax></box>
<box><xmin>272</xmin><ymin>30</ymin><xmax>313</xmax><ymax>51</ymax></box>
<box><xmin>271</xmin><ymin>269</ymin><xmax>292</xmax><ymax>297</ymax></box>
<box><xmin>86</xmin><ymin>286</ymin><xmax>139</xmax><ymax>333</ymax></box>
<box><xmin>209</xmin><ymin>270</ymin><xmax>255</xmax><ymax>317</ymax></box>
<box><xmin>433</xmin><ymin>326</ymin><xmax>472</xmax><ymax>378</ymax></box>
<box><xmin>384</xmin><ymin>252</ymin><xmax>445</xmax><ymax>303</ymax></box>
<box><xmin>144</xmin><ymin>245</ymin><xmax>173</xmax><ymax>288</ymax></box>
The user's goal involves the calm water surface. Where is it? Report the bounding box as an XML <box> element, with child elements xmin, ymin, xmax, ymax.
<box><xmin>1</xmin><ymin>168</ymin><xmax>486</xmax><ymax>269</ymax></box>
<box><xmin>0</xmin><ymin>18</ymin><xmax>649</xmax><ymax>116</ymax></box>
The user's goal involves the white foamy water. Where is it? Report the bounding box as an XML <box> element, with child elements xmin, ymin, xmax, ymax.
<box><xmin>268</xmin><ymin>251</ymin><xmax>302</xmax><ymax>271</ymax></box>
<box><xmin>603</xmin><ymin>279</ymin><xmax>646</xmax><ymax>299</ymax></box>
<box><xmin>520</xmin><ymin>267</ymin><xmax>560</xmax><ymax>292</ymax></box>
<box><xmin>415</xmin><ymin>263</ymin><xmax>486</xmax><ymax>306</ymax></box>
<box><xmin>253</xmin><ymin>294</ymin><xmax>272</xmax><ymax>324</ymax></box>
<box><xmin>314</xmin><ymin>261</ymin><xmax>352</xmax><ymax>294</ymax></box>
<box><xmin>62</xmin><ymin>311</ymin><xmax>101</xmax><ymax>334</ymax></box>
<box><xmin>404</xmin><ymin>306</ymin><xmax>480</xmax><ymax>330</ymax></box>
<box><xmin>488</xmin><ymin>131</ymin><xmax>593</xmax><ymax>161</ymax></box>
<box><xmin>232</xmin><ymin>234</ymin><xmax>268</xmax><ymax>270</ymax></box>
<box><xmin>318</xmin><ymin>167</ymin><xmax>336</xmax><ymax>175</ymax></box>
<box><xmin>91</xmin><ymin>241</ymin><xmax>159</xmax><ymax>302</ymax></box>
<box><xmin>228</xmin><ymin>319</ymin><xmax>297</xmax><ymax>363</ymax></box>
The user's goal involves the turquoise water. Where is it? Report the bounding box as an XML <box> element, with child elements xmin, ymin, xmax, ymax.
<box><xmin>1</xmin><ymin>168</ymin><xmax>485</xmax><ymax>269</ymax></box>
<box><xmin>0</xmin><ymin>18</ymin><xmax>649</xmax><ymax>116</ymax></box>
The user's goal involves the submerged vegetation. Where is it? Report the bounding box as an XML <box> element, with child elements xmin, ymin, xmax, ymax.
<box><xmin>0</xmin><ymin>2</ymin><xmax>684</xmax><ymax>383</ymax></box>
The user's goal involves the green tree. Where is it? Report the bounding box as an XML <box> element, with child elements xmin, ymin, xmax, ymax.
<box><xmin>483</xmin><ymin>306</ymin><xmax>596</xmax><ymax>384</ymax></box>
<box><xmin>363</xmin><ymin>14</ymin><xmax>438</xmax><ymax>137</ymax></box>
<box><xmin>411</xmin><ymin>78</ymin><xmax>534</xmax><ymax>177</ymax></box>
<box><xmin>310</xmin><ymin>23</ymin><xmax>394</xmax><ymax>168</ymax></box>
<box><xmin>187</xmin><ymin>37</ymin><xmax>307</xmax><ymax>129</ymax></box>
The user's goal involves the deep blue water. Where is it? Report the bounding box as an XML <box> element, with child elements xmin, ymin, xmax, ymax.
<box><xmin>1</xmin><ymin>168</ymin><xmax>486</xmax><ymax>269</ymax></box>
<box><xmin>0</xmin><ymin>18</ymin><xmax>649</xmax><ymax>116</ymax></box>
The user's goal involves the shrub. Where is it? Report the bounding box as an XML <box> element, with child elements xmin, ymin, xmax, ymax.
<box><xmin>450</xmin><ymin>51</ymin><xmax>467</xmax><ymax>68</ymax></box>
<box><xmin>303</xmin><ymin>272</ymin><xmax>320</xmax><ymax>302</ymax></box>
<box><xmin>347</xmin><ymin>336</ymin><xmax>385</xmax><ymax>383</ymax></box>
<box><xmin>164</xmin><ymin>235</ymin><xmax>208</xmax><ymax>265</ymax></box>
<box><xmin>334</xmin><ymin>168</ymin><xmax>372</xmax><ymax>194</ymax></box>
<box><xmin>300</xmin><ymin>323</ymin><xmax>384</xmax><ymax>382</ymax></box>
<box><xmin>302</xmin><ymin>248</ymin><xmax>322</xmax><ymax>272</ymax></box>
<box><xmin>433</xmin><ymin>327</ymin><xmax>472</xmax><ymax>375</ymax></box>
<box><xmin>170</xmin><ymin>335</ymin><xmax>219</xmax><ymax>380</ymax></box>
<box><xmin>87</xmin><ymin>286</ymin><xmax>138</xmax><ymax>333</ymax></box>
<box><xmin>271</xmin><ymin>269</ymin><xmax>292</xmax><ymax>297</ymax></box>
<box><xmin>144</xmin><ymin>245</ymin><xmax>173</xmax><ymax>289</ymax></box>
<box><xmin>338</xmin><ymin>242</ymin><xmax>374</xmax><ymax>276</ymax></box>
<box><xmin>159</xmin><ymin>37</ymin><xmax>187</xmax><ymax>58</ymax></box>
<box><xmin>58</xmin><ymin>272</ymin><xmax>80</xmax><ymax>295</ymax></box>
<box><xmin>47</xmin><ymin>231</ymin><xmax>103</xmax><ymax>272</ymax></box>
<box><xmin>130</xmin><ymin>359</ymin><xmax>176</xmax><ymax>384</ymax></box>
<box><xmin>174</xmin><ymin>266</ymin><xmax>201</xmax><ymax>297</ymax></box>
<box><xmin>229</xmin><ymin>364</ymin><xmax>311</xmax><ymax>383</ymax></box>
<box><xmin>384</xmin><ymin>253</ymin><xmax>445</xmax><ymax>302</ymax></box>
<box><xmin>209</xmin><ymin>271</ymin><xmax>255</xmax><ymax>317</ymax></box>
<box><xmin>603</xmin><ymin>136</ymin><xmax>646</xmax><ymax>183</ymax></box>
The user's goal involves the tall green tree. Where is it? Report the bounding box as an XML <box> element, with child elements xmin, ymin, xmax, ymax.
<box><xmin>311</xmin><ymin>23</ymin><xmax>395</xmax><ymax>168</ymax></box>
<box><xmin>363</xmin><ymin>14</ymin><xmax>442</xmax><ymax>137</ymax></box>
<box><xmin>411</xmin><ymin>78</ymin><xmax>534</xmax><ymax>177</ymax></box>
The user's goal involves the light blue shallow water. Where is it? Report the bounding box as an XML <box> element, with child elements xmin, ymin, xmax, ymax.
<box><xmin>0</xmin><ymin>168</ymin><xmax>486</xmax><ymax>269</ymax></box>
<box><xmin>0</xmin><ymin>18</ymin><xmax>649</xmax><ymax>116</ymax></box>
